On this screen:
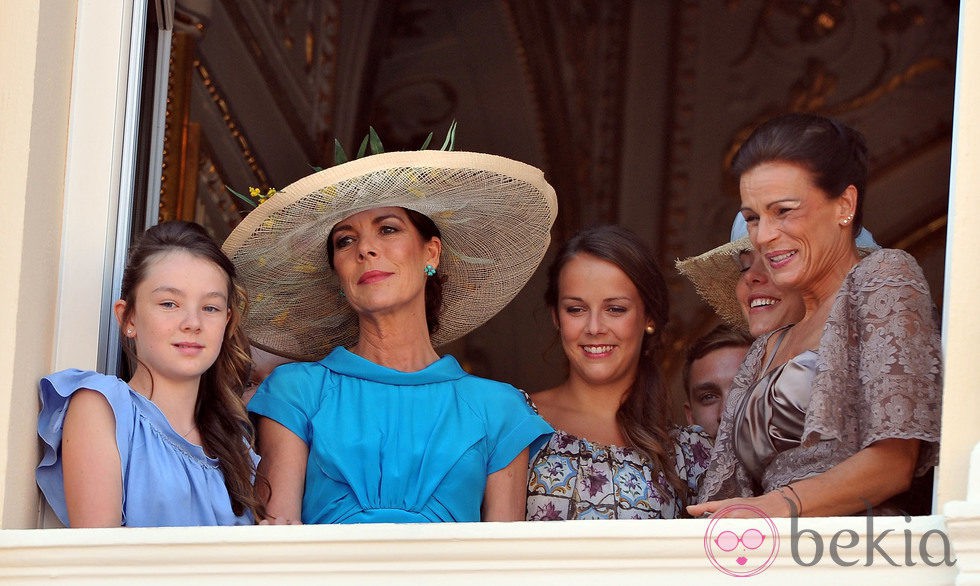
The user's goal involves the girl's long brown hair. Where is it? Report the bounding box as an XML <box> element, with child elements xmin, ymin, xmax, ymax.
<box><xmin>544</xmin><ymin>225</ymin><xmax>688</xmax><ymax>506</ymax></box>
<box><xmin>118</xmin><ymin>221</ymin><xmax>264</xmax><ymax>519</ymax></box>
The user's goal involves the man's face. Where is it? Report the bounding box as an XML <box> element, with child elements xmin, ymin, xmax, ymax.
<box><xmin>685</xmin><ymin>345</ymin><xmax>750</xmax><ymax>438</ymax></box>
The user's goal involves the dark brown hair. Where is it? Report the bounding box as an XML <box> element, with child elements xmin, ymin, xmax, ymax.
<box><xmin>544</xmin><ymin>225</ymin><xmax>688</xmax><ymax>505</ymax></box>
<box><xmin>326</xmin><ymin>207</ymin><xmax>445</xmax><ymax>335</ymax></box>
<box><xmin>118</xmin><ymin>221</ymin><xmax>263</xmax><ymax>519</ymax></box>
<box><xmin>682</xmin><ymin>324</ymin><xmax>754</xmax><ymax>401</ymax></box>
<box><xmin>731</xmin><ymin>113</ymin><xmax>869</xmax><ymax>237</ymax></box>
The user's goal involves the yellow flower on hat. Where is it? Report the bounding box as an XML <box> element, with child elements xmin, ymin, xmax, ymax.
<box><xmin>261</xmin><ymin>188</ymin><xmax>276</xmax><ymax>203</ymax></box>
<box><xmin>270</xmin><ymin>310</ymin><xmax>290</xmax><ymax>327</ymax></box>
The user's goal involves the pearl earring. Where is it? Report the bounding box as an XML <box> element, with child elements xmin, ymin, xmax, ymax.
<box><xmin>424</xmin><ymin>264</ymin><xmax>436</xmax><ymax>277</ymax></box>
<box><xmin>127</xmin><ymin>329</ymin><xmax>133</xmax><ymax>336</ymax></box>
<box><xmin>645</xmin><ymin>325</ymin><xmax>655</xmax><ymax>335</ymax></box>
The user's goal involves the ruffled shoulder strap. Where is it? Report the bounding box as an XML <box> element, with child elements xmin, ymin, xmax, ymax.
<box><xmin>36</xmin><ymin>369</ymin><xmax>139</xmax><ymax>526</ymax></box>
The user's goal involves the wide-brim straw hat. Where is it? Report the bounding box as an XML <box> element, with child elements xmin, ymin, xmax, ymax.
<box><xmin>675</xmin><ymin>215</ymin><xmax>879</xmax><ymax>329</ymax></box>
<box><xmin>223</xmin><ymin>150</ymin><xmax>558</xmax><ymax>361</ymax></box>
<box><xmin>675</xmin><ymin>237</ymin><xmax>754</xmax><ymax>328</ymax></box>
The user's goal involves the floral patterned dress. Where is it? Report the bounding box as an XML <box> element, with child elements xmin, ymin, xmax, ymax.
<box><xmin>526</xmin><ymin>426</ymin><xmax>712</xmax><ymax>520</ymax></box>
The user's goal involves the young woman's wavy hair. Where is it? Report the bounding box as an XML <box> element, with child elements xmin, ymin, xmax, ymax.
<box><xmin>544</xmin><ymin>225</ymin><xmax>688</xmax><ymax>505</ymax></box>
<box><xmin>118</xmin><ymin>221</ymin><xmax>264</xmax><ymax>519</ymax></box>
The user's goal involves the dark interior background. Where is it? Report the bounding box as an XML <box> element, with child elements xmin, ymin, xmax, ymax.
<box><xmin>148</xmin><ymin>0</ymin><xmax>956</xmax><ymax>415</ymax></box>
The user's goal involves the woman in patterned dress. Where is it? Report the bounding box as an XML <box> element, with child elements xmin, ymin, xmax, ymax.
<box><xmin>688</xmin><ymin>113</ymin><xmax>942</xmax><ymax>518</ymax></box>
<box><xmin>526</xmin><ymin>225</ymin><xmax>711</xmax><ymax>520</ymax></box>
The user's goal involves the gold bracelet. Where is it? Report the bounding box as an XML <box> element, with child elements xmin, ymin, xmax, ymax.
<box><xmin>776</xmin><ymin>485</ymin><xmax>803</xmax><ymax>516</ymax></box>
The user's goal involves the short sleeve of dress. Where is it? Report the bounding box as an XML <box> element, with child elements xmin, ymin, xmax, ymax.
<box><xmin>469</xmin><ymin>382</ymin><xmax>553</xmax><ymax>474</ymax></box>
<box><xmin>672</xmin><ymin>426</ymin><xmax>713</xmax><ymax>502</ymax></box>
<box><xmin>38</xmin><ymin>369</ymin><xmax>256</xmax><ymax>527</ymax></box>
<box><xmin>247</xmin><ymin>361</ymin><xmax>330</xmax><ymax>445</ymax></box>
<box><xmin>36</xmin><ymin>369</ymin><xmax>137</xmax><ymax>526</ymax></box>
<box><xmin>807</xmin><ymin>249</ymin><xmax>942</xmax><ymax>476</ymax></box>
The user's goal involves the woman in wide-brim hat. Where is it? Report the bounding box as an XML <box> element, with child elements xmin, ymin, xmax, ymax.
<box><xmin>224</xmin><ymin>149</ymin><xmax>556</xmax><ymax>524</ymax></box>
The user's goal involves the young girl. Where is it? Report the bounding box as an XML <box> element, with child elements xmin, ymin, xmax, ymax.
<box><xmin>36</xmin><ymin>221</ymin><xmax>262</xmax><ymax>527</ymax></box>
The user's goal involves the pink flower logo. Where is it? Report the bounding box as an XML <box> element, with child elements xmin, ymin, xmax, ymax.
<box><xmin>704</xmin><ymin>504</ymin><xmax>779</xmax><ymax>577</ymax></box>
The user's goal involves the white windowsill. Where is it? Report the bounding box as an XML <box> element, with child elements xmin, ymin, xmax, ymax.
<box><xmin>0</xmin><ymin>514</ymin><xmax>964</xmax><ymax>584</ymax></box>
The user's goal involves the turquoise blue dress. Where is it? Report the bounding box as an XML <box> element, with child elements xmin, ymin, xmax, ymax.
<box><xmin>248</xmin><ymin>347</ymin><xmax>553</xmax><ymax>524</ymax></box>
<box><xmin>36</xmin><ymin>369</ymin><xmax>254</xmax><ymax>527</ymax></box>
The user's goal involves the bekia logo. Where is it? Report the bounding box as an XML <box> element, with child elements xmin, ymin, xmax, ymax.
<box><xmin>704</xmin><ymin>504</ymin><xmax>779</xmax><ymax>577</ymax></box>
<box><xmin>704</xmin><ymin>503</ymin><xmax>956</xmax><ymax>576</ymax></box>
<box><xmin>789</xmin><ymin>508</ymin><xmax>956</xmax><ymax>568</ymax></box>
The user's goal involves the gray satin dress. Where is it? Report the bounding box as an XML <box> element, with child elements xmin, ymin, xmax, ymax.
<box><xmin>699</xmin><ymin>250</ymin><xmax>942</xmax><ymax>513</ymax></box>
<box><xmin>733</xmin><ymin>327</ymin><xmax>819</xmax><ymax>487</ymax></box>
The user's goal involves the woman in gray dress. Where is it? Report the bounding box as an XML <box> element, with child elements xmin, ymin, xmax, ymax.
<box><xmin>688</xmin><ymin>113</ymin><xmax>942</xmax><ymax>518</ymax></box>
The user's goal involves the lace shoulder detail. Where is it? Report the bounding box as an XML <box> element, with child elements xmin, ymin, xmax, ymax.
<box><xmin>848</xmin><ymin>248</ymin><xmax>932</xmax><ymax>295</ymax></box>
<box><xmin>805</xmin><ymin>248</ymin><xmax>942</xmax><ymax>476</ymax></box>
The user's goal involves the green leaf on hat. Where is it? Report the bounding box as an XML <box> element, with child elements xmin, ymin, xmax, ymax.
<box><xmin>368</xmin><ymin>126</ymin><xmax>384</xmax><ymax>155</ymax></box>
<box><xmin>440</xmin><ymin>120</ymin><xmax>457</xmax><ymax>151</ymax></box>
<box><xmin>228</xmin><ymin>122</ymin><xmax>459</xmax><ymax>211</ymax></box>
<box><xmin>356</xmin><ymin>134</ymin><xmax>370</xmax><ymax>159</ymax></box>
<box><xmin>333</xmin><ymin>139</ymin><xmax>349</xmax><ymax>165</ymax></box>
<box><xmin>226</xmin><ymin>186</ymin><xmax>258</xmax><ymax>207</ymax></box>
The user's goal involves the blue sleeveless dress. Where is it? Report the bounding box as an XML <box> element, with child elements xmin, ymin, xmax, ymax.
<box><xmin>248</xmin><ymin>347</ymin><xmax>553</xmax><ymax>523</ymax></box>
<box><xmin>36</xmin><ymin>369</ymin><xmax>254</xmax><ymax>527</ymax></box>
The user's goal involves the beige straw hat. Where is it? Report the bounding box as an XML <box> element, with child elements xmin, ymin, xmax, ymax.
<box><xmin>676</xmin><ymin>215</ymin><xmax>880</xmax><ymax>329</ymax></box>
<box><xmin>223</xmin><ymin>150</ymin><xmax>558</xmax><ymax>361</ymax></box>
<box><xmin>675</xmin><ymin>236</ymin><xmax>754</xmax><ymax>328</ymax></box>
